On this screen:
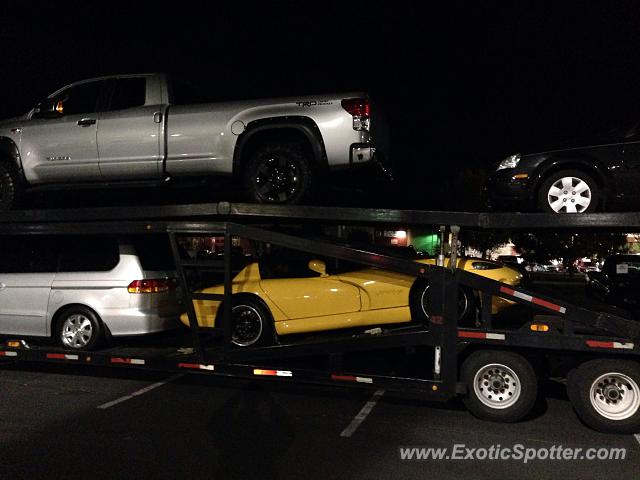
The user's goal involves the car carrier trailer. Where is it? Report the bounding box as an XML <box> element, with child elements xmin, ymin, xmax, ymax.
<box><xmin>1</xmin><ymin>202</ymin><xmax>640</xmax><ymax>433</ymax></box>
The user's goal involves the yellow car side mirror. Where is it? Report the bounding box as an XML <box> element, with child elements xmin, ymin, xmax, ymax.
<box><xmin>308</xmin><ymin>259</ymin><xmax>329</xmax><ymax>277</ymax></box>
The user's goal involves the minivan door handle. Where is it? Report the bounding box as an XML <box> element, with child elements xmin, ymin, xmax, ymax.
<box><xmin>77</xmin><ymin>118</ymin><xmax>97</xmax><ymax>127</ymax></box>
<box><xmin>0</xmin><ymin>283</ymin><xmax>6</xmax><ymax>290</ymax></box>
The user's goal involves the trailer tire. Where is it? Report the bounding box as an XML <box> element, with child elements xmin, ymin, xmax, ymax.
<box><xmin>410</xmin><ymin>281</ymin><xmax>476</xmax><ymax>326</ymax></box>
<box><xmin>230</xmin><ymin>296</ymin><xmax>275</xmax><ymax>347</ymax></box>
<box><xmin>0</xmin><ymin>159</ymin><xmax>23</xmax><ymax>212</ymax></box>
<box><xmin>55</xmin><ymin>306</ymin><xmax>104</xmax><ymax>351</ymax></box>
<box><xmin>244</xmin><ymin>142</ymin><xmax>314</xmax><ymax>205</ymax></box>
<box><xmin>567</xmin><ymin>359</ymin><xmax>640</xmax><ymax>433</ymax></box>
<box><xmin>461</xmin><ymin>350</ymin><xmax>538</xmax><ymax>423</ymax></box>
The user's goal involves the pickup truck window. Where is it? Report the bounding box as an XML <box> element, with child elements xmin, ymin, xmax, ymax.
<box><xmin>108</xmin><ymin>78</ymin><xmax>147</xmax><ymax>111</ymax></box>
<box><xmin>52</xmin><ymin>80</ymin><xmax>104</xmax><ymax>116</ymax></box>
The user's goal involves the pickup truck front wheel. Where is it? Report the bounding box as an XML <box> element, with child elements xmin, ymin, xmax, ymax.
<box><xmin>244</xmin><ymin>143</ymin><xmax>313</xmax><ymax>204</ymax></box>
<box><xmin>0</xmin><ymin>160</ymin><xmax>23</xmax><ymax>211</ymax></box>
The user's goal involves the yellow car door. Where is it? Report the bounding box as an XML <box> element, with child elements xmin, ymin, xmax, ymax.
<box><xmin>260</xmin><ymin>275</ymin><xmax>361</xmax><ymax>320</ymax></box>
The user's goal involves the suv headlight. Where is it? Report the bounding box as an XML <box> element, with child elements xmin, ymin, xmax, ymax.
<box><xmin>497</xmin><ymin>154</ymin><xmax>521</xmax><ymax>171</ymax></box>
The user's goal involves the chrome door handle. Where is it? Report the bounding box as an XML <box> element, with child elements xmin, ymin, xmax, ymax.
<box><xmin>0</xmin><ymin>283</ymin><xmax>6</xmax><ymax>290</ymax></box>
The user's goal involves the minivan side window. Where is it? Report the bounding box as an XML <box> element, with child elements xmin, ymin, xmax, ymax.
<box><xmin>131</xmin><ymin>235</ymin><xmax>175</xmax><ymax>271</ymax></box>
<box><xmin>107</xmin><ymin>78</ymin><xmax>147</xmax><ymax>111</ymax></box>
<box><xmin>0</xmin><ymin>237</ymin><xmax>58</xmax><ymax>273</ymax></box>
<box><xmin>57</xmin><ymin>237</ymin><xmax>119</xmax><ymax>272</ymax></box>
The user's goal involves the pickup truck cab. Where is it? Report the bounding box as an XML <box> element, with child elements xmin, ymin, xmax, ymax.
<box><xmin>0</xmin><ymin>73</ymin><xmax>383</xmax><ymax>209</ymax></box>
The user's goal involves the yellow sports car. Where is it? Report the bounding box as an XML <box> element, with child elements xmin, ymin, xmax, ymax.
<box><xmin>180</xmin><ymin>254</ymin><xmax>522</xmax><ymax>346</ymax></box>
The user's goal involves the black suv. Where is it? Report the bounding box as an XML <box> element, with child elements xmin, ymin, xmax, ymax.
<box><xmin>486</xmin><ymin>125</ymin><xmax>640</xmax><ymax>213</ymax></box>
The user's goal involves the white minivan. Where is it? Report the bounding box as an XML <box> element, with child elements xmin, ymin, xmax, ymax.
<box><xmin>0</xmin><ymin>235</ymin><xmax>181</xmax><ymax>350</ymax></box>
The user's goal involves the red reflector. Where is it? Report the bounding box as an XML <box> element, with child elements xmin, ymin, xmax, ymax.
<box><xmin>341</xmin><ymin>98</ymin><xmax>370</xmax><ymax>118</ymax></box>
<box><xmin>128</xmin><ymin>278</ymin><xmax>175</xmax><ymax>294</ymax></box>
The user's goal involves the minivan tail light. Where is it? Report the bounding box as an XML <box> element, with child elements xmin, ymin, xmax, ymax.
<box><xmin>341</xmin><ymin>98</ymin><xmax>370</xmax><ymax>131</ymax></box>
<box><xmin>128</xmin><ymin>279</ymin><xmax>175</xmax><ymax>294</ymax></box>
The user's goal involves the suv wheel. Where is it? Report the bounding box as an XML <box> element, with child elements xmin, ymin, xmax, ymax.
<box><xmin>244</xmin><ymin>142</ymin><xmax>313</xmax><ymax>204</ymax></box>
<box><xmin>537</xmin><ymin>169</ymin><xmax>599</xmax><ymax>213</ymax></box>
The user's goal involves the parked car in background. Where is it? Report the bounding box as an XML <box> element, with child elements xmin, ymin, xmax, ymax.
<box><xmin>486</xmin><ymin>124</ymin><xmax>640</xmax><ymax>213</ymax></box>
<box><xmin>180</xmin><ymin>253</ymin><xmax>522</xmax><ymax>347</ymax></box>
<box><xmin>0</xmin><ymin>235</ymin><xmax>180</xmax><ymax>350</ymax></box>
<box><xmin>586</xmin><ymin>254</ymin><xmax>640</xmax><ymax>311</ymax></box>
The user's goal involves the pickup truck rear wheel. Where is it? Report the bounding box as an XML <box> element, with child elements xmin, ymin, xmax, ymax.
<box><xmin>0</xmin><ymin>160</ymin><xmax>23</xmax><ymax>211</ymax></box>
<box><xmin>244</xmin><ymin>143</ymin><xmax>313</xmax><ymax>204</ymax></box>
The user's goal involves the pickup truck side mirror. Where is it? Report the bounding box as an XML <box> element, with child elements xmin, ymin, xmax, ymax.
<box><xmin>33</xmin><ymin>99</ymin><xmax>64</xmax><ymax>119</ymax></box>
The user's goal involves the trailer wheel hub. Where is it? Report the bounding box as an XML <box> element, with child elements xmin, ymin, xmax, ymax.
<box><xmin>589</xmin><ymin>372</ymin><xmax>640</xmax><ymax>420</ymax></box>
<box><xmin>473</xmin><ymin>363</ymin><xmax>521</xmax><ymax>410</ymax></box>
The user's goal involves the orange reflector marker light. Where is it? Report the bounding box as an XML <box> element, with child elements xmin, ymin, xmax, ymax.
<box><xmin>513</xmin><ymin>173</ymin><xmax>529</xmax><ymax>180</ymax></box>
<box><xmin>253</xmin><ymin>369</ymin><xmax>292</xmax><ymax>377</ymax></box>
<box><xmin>6</xmin><ymin>340</ymin><xmax>21</xmax><ymax>348</ymax></box>
<box><xmin>530</xmin><ymin>323</ymin><xmax>550</xmax><ymax>332</ymax></box>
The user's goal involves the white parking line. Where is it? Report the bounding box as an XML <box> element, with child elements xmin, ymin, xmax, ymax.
<box><xmin>340</xmin><ymin>389</ymin><xmax>385</xmax><ymax>438</ymax></box>
<box><xmin>97</xmin><ymin>374</ymin><xmax>183</xmax><ymax>410</ymax></box>
<box><xmin>634</xmin><ymin>434</ymin><xmax>640</xmax><ymax>448</ymax></box>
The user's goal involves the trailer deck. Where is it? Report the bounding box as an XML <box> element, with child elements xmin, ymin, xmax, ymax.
<box><xmin>1</xmin><ymin>201</ymin><xmax>639</xmax><ymax>432</ymax></box>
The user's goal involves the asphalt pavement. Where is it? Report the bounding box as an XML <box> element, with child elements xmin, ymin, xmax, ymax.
<box><xmin>0</xmin><ymin>360</ymin><xmax>637</xmax><ymax>480</ymax></box>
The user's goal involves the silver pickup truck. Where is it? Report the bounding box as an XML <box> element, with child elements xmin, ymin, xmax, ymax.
<box><xmin>0</xmin><ymin>73</ymin><xmax>384</xmax><ymax>209</ymax></box>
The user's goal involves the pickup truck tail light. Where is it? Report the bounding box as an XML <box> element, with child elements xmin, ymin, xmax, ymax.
<box><xmin>128</xmin><ymin>278</ymin><xmax>176</xmax><ymax>294</ymax></box>
<box><xmin>341</xmin><ymin>98</ymin><xmax>370</xmax><ymax>131</ymax></box>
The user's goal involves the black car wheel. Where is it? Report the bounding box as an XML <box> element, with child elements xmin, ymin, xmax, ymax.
<box><xmin>0</xmin><ymin>159</ymin><xmax>23</xmax><ymax>212</ymax></box>
<box><xmin>410</xmin><ymin>281</ymin><xmax>476</xmax><ymax>326</ymax></box>
<box><xmin>244</xmin><ymin>142</ymin><xmax>313</xmax><ymax>204</ymax></box>
<box><xmin>230</xmin><ymin>296</ymin><xmax>275</xmax><ymax>347</ymax></box>
<box><xmin>538</xmin><ymin>169</ymin><xmax>599</xmax><ymax>213</ymax></box>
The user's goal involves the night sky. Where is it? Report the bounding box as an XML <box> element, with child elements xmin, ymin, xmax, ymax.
<box><xmin>1</xmin><ymin>1</ymin><xmax>640</xmax><ymax>209</ymax></box>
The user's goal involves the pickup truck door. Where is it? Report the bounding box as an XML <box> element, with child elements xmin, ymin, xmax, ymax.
<box><xmin>97</xmin><ymin>78</ymin><xmax>164</xmax><ymax>179</ymax></box>
<box><xmin>19</xmin><ymin>80</ymin><xmax>105</xmax><ymax>183</ymax></box>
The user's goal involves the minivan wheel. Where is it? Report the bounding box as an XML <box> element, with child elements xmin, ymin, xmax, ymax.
<box><xmin>537</xmin><ymin>169</ymin><xmax>599</xmax><ymax>213</ymax></box>
<box><xmin>56</xmin><ymin>307</ymin><xmax>103</xmax><ymax>351</ymax></box>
